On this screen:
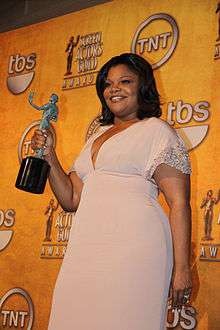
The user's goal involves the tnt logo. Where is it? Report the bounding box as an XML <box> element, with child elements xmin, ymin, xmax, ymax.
<box><xmin>7</xmin><ymin>53</ymin><xmax>36</xmax><ymax>94</ymax></box>
<box><xmin>0</xmin><ymin>288</ymin><xmax>34</xmax><ymax>329</ymax></box>
<box><xmin>131</xmin><ymin>13</ymin><xmax>179</xmax><ymax>69</ymax></box>
<box><xmin>0</xmin><ymin>209</ymin><xmax>15</xmax><ymax>251</ymax></box>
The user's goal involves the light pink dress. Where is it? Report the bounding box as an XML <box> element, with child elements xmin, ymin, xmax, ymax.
<box><xmin>48</xmin><ymin>117</ymin><xmax>191</xmax><ymax>330</ymax></box>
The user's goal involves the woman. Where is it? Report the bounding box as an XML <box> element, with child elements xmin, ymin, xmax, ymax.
<box><xmin>32</xmin><ymin>53</ymin><xmax>192</xmax><ymax>329</ymax></box>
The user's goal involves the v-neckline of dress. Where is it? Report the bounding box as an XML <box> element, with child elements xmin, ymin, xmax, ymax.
<box><xmin>90</xmin><ymin>118</ymin><xmax>153</xmax><ymax>170</ymax></box>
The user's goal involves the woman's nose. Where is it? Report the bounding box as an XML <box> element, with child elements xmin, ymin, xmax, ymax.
<box><xmin>110</xmin><ymin>83</ymin><xmax>121</xmax><ymax>93</ymax></box>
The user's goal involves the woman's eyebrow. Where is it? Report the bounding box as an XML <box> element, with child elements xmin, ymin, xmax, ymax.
<box><xmin>105</xmin><ymin>75</ymin><xmax>134</xmax><ymax>81</ymax></box>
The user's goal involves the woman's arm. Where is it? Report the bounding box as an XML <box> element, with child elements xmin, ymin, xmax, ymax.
<box><xmin>153</xmin><ymin>163</ymin><xmax>192</xmax><ymax>308</ymax></box>
<box><xmin>31</xmin><ymin>129</ymin><xmax>83</xmax><ymax>212</ymax></box>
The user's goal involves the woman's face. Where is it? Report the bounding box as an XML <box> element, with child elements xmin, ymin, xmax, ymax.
<box><xmin>103</xmin><ymin>64</ymin><xmax>139</xmax><ymax>122</ymax></box>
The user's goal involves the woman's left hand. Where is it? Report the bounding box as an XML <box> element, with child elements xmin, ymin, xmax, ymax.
<box><xmin>170</xmin><ymin>266</ymin><xmax>192</xmax><ymax>309</ymax></box>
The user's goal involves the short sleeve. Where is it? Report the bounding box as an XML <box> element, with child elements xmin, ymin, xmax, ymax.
<box><xmin>144</xmin><ymin>122</ymin><xmax>191</xmax><ymax>180</ymax></box>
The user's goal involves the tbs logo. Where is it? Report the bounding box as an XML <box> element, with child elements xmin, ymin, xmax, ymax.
<box><xmin>0</xmin><ymin>209</ymin><xmax>15</xmax><ymax>251</ymax></box>
<box><xmin>7</xmin><ymin>53</ymin><xmax>36</xmax><ymax>94</ymax></box>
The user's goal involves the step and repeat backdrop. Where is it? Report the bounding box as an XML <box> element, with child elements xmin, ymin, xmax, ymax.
<box><xmin>0</xmin><ymin>0</ymin><xmax>219</xmax><ymax>329</ymax></box>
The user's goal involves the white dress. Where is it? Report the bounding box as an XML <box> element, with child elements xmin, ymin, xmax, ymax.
<box><xmin>48</xmin><ymin>117</ymin><xmax>191</xmax><ymax>330</ymax></box>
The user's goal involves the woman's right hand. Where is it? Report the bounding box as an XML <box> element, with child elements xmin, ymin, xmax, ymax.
<box><xmin>31</xmin><ymin>129</ymin><xmax>54</xmax><ymax>156</ymax></box>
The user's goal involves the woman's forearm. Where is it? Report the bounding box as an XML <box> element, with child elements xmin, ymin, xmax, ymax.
<box><xmin>44</xmin><ymin>148</ymin><xmax>77</xmax><ymax>212</ymax></box>
<box><xmin>169</xmin><ymin>202</ymin><xmax>192</xmax><ymax>270</ymax></box>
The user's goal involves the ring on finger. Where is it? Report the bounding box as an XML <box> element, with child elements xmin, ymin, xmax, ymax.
<box><xmin>184</xmin><ymin>287</ymin><xmax>191</xmax><ymax>294</ymax></box>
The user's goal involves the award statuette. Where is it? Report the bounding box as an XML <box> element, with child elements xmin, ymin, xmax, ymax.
<box><xmin>15</xmin><ymin>92</ymin><xmax>59</xmax><ymax>194</ymax></box>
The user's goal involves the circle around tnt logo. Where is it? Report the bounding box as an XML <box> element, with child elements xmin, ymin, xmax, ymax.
<box><xmin>131</xmin><ymin>13</ymin><xmax>179</xmax><ymax>69</ymax></box>
<box><xmin>18</xmin><ymin>120</ymin><xmax>56</xmax><ymax>164</ymax></box>
<box><xmin>0</xmin><ymin>288</ymin><xmax>34</xmax><ymax>329</ymax></box>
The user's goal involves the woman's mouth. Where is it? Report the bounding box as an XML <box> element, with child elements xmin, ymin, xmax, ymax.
<box><xmin>110</xmin><ymin>96</ymin><xmax>126</xmax><ymax>103</ymax></box>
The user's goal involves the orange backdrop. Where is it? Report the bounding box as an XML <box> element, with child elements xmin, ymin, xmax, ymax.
<box><xmin>0</xmin><ymin>0</ymin><xmax>219</xmax><ymax>329</ymax></box>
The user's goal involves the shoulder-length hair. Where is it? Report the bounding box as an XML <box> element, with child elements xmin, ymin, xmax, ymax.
<box><xmin>96</xmin><ymin>53</ymin><xmax>162</xmax><ymax>125</ymax></box>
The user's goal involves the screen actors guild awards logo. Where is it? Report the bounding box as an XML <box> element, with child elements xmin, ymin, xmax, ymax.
<box><xmin>7</xmin><ymin>53</ymin><xmax>36</xmax><ymax>94</ymax></box>
<box><xmin>200</xmin><ymin>189</ymin><xmax>220</xmax><ymax>262</ymax></box>
<box><xmin>43</xmin><ymin>199</ymin><xmax>58</xmax><ymax>242</ymax></box>
<box><xmin>40</xmin><ymin>202</ymin><xmax>75</xmax><ymax>259</ymax></box>
<box><xmin>62</xmin><ymin>32</ymin><xmax>103</xmax><ymax>90</ymax></box>
<box><xmin>65</xmin><ymin>35</ymin><xmax>80</xmax><ymax>76</ymax></box>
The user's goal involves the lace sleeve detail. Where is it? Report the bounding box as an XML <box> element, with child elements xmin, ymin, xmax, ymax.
<box><xmin>145</xmin><ymin>137</ymin><xmax>191</xmax><ymax>180</ymax></box>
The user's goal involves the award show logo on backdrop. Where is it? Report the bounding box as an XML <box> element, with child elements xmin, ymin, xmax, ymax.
<box><xmin>214</xmin><ymin>2</ymin><xmax>220</xmax><ymax>59</ymax></box>
<box><xmin>7</xmin><ymin>53</ymin><xmax>36</xmax><ymax>94</ymax></box>
<box><xmin>65</xmin><ymin>35</ymin><xmax>80</xmax><ymax>76</ymax></box>
<box><xmin>0</xmin><ymin>209</ymin><xmax>15</xmax><ymax>251</ymax></box>
<box><xmin>199</xmin><ymin>189</ymin><xmax>220</xmax><ymax>262</ymax></box>
<box><xmin>62</xmin><ymin>32</ymin><xmax>103</xmax><ymax>90</ymax></box>
<box><xmin>40</xmin><ymin>204</ymin><xmax>74</xmax><ymax>259</ymax></box>
<box><xmin>18</xmin><ymin>121</ymin><xmax>56</xmax><ymax>163</ymax></box>
<box><xmin>166</xmin><ymin>99</ymin><xmax>210</xmax><ymax>151</ymax></box>
<box><xmin>131</xmin><ymin>13</ymin><xmax>179</xmax><ymax>69</ymax></box>
<box><xmin>0</xmin><ymin>288</ymin><xmax>34</xmax><ymax>329</ymax></box>
<box><xmin>167</xmin><ymin>305</ymin><xmax>197</xmax><ymax>329</ymax></box>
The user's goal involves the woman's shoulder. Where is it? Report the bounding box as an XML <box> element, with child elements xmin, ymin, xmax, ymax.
<box><xmin>141</xmin><ymin>117</ymin><xmax>176</xmax><ymax>135</ymax></box>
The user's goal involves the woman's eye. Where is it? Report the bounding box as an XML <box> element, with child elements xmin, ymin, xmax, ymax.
<box><xmin>121</xmin><ymin>79</ymin><xmax>131</xmax><ymax>84</ymax></box>
<box><xmin>104</xmin><ymin>81</ymin><xmax>111</xmax><ymax>89</ymax></box>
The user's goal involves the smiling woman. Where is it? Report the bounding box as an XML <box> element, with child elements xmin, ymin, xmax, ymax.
<box><xmin>102</xmin><ymin>64</ymin><xmax>140</xmax><ymax>122</ymax></box>
<box><xmin>31</xmin><ymin>53</ymin><xmax>192</xmax><ymax>330</ymax></box>
<box><xmin>96</xmin><ymin>52</ymin><xmax>161</xmax><ymax>124</ymax></box>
